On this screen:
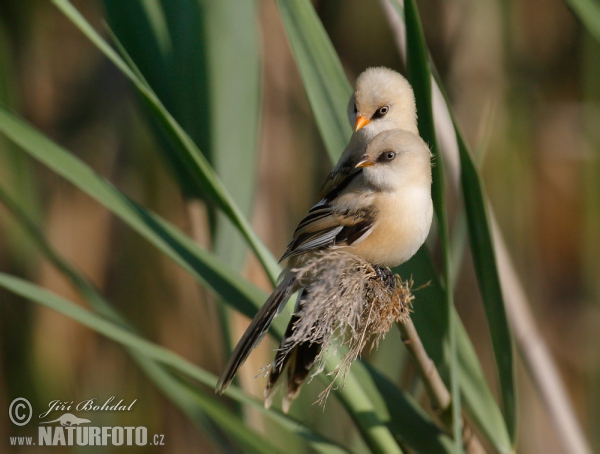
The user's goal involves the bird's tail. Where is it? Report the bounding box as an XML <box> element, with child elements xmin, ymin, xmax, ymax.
<box><xmin>264</xmin><ymin>340</ymin><xmax>322</xmax><ymax>413</ymax></box>
<box><xmin>264</xmin><ymin>289</ymin><xmax>322</xmax><ymax>413</ymax></box>
<box><xmin>216</xmin><ymin>271</ymin><xmax>297</xmax><ymax>394</ymax></box>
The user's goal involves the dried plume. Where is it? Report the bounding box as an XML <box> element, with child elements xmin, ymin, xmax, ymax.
<box><xmin>264</xmin><ymin>251</ymin><xmax>414</xmax><ymax>406</ymax></box>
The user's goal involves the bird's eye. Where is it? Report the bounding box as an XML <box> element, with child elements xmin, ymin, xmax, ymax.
<box><xmin>353</xmin><ymin>103</ymin><xmax>358</xmax><ymax>113</ymax></box>
<box><xmin>372</xmin><ymin>105</ymin><xmax>390</xmax><ymax>120</ymax></box>
<box><xmin>379</xmin><ymin>151</ymin><xmax>396</xmax><ymax>162</ymax></box>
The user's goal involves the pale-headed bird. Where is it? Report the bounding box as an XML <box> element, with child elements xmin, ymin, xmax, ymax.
<box><xmin>319</xmin><ymin>66</ymin><xmax>418</xmax><ymax>198</ymax></box>
<box><xmin>216</xmin><ymin>129</ymin><xmax>433</xmax><ymax>409</ymax></box>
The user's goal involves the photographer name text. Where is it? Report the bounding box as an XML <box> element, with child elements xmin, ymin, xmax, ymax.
<box><xmin>39</xmin><ymin>397</ymin><xmax>137</xmax><ymax>419</ymax></box>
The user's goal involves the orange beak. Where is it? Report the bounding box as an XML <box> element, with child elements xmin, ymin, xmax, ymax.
<box><xmin>355</xmin><ymin>155</ymin><xmax>374</xmax><ymax>168</ymax></box>
<box><xmin>354</xmin><ymin>115</ymin><xmax>370</xmax><ymax>132</ymax></box>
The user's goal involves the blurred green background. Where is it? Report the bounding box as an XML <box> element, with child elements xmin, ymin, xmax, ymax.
<box><xmin>0</xmin><ymin>0</ymin><xmax>598</xmax><ymax>452</ymax></box>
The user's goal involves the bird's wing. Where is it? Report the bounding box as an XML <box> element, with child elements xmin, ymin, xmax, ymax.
<box><xmin>280</xmin><ymin>170</ymin><xmax>377</xmax><ymax>262</ymax></box>
<box><xmin>318</xmin><ymin>134</ymin><xmax>365</xmax><ymax>198</ymax></box>
<box><xmin>318</xmin><ymin>160</ymin><xmax>356</xmax><ymax>199</ymax></box>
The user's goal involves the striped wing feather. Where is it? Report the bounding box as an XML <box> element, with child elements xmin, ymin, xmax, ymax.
<box><xmin>280</xmin><ymin>170</ymin><xmax>376</xmax><ymax>262</ymax></box>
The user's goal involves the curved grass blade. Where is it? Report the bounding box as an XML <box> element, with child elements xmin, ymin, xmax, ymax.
<box><xmin>564</xmin><ymin>0</ymin><xmax>600</xmax><ymax>44</ymax></box>
<box><xmin>52</xmin><ymin>0</ymin><xmax>279</xmax><ymax>282</ymax></box>
<box><xmin>420</xmin><ymin>21</ymin><xmax>516</xmax><ymax>445</ymax></box>
<box><xmin>356</xmin><ymin>362</ymin><xmax>455</xmax><ymax>453</ymax></box>
<box><xmin>384</xmin><ymin>0</ymin><xmax>516</xmax><ymax>447</ymax></box>
<box><xmin>403</xmin><ymin>0</ymin><xmax>462</xmax><ymax>449</ymax></box>
<box><xmin>136</xmin><ymin>360</ymin><xmax>275</xmax><ymax>454</ymax></box>
<box><xmin>454</xmin><ymin>122</ymin><xmax>516</xmax><ymax>441</ymax></box>
<box><xmin>0</xmin><ymin>106</ymin><xmax>266</xmax><ymax>321</ymax></box>
<box><xmin>103</xmin><ymin>0</ymin><xmax>262</xmax><ymax>367</ymax></box>
<box><xmin>102</xmin><ymin>0</ymin><xmax>208</xmax><ymax>200</ymax></box>
<box><xmin>0</xmin><ymin>183</ymin><xmax>237</xmax><ymax>451</ymax></box>
<box><xmin>0</xmin><ymin>272</ymin><xmax>347</xmax><ymax>454</ymax></box>
<box><xmin>326</xmin><ymin>367</ymin><xmax>403</xmax><ymax>453</ymax></box>
<box><xmin>103</xmin><ymin>0</ymin><xmax>262</xmax><ymax>270</ymax></box>
<box><xmin>203</xmin><ymin>0</ymin><xmax>262</xmax><ymax>271</ymax></box>
<box><xmin>204</xmin><ymin>0</ymin><xmax>263</xmax><ymax>368</ymax></box>
<box><xmin>398</xmin><ymin>248</ymin><xmax>512</xmax><ymax>453</ymax></box>
<box><xmin>104</xmin><ymin>0</ymin><xmax>262</xmax><ymax>363</ymax></box>
<box><xmin>276</xmin><ymin>0</ymin><xmax>352</xmax><ymax>161</ymax></box>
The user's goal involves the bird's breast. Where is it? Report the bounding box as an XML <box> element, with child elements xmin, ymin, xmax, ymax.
<box><xmin>346</xmin><ymin>186</ymin><xmax>433</xmax><ymax>267</ymax></box>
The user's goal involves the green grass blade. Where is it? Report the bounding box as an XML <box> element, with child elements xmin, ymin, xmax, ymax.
<box><xmin>425</xmin><ymin>43</ymin><xmax>516</xmax><ymax>445</ymax></box>
<box><xmin>454</xmin><ymin>126</ymin><xmax>516</xmax><ymax>441</ymax></box>
<box><xmin>52</xmin><ymin>0</ymin><xmax>280</xmax><ymax>281</ymax></box>
<box><xmin>105</xmin><ymin>0</ymin><xmax>267</xmax><ymax>429</ymax></box>
<box><xmin>104</xmin><ymin>1</ymin><xmax>261</xmax><ymax>268</ymax></box>
<box><xmin>0</xmin><ymin>106</ymin><xmax>266</xmax><ymax>320</ymax></box>
<box><xmin>102</xmin><ymin>0</ymin><xmax>210</xmax><ymax>199</ymax></box>
<box><xmin>0</xmin><ymin>272</ymin><xmax>347</xmax><ymax>454</ymax></box>
<box><xmin>0</xmin><ymin>182</ymin><xmax>259</xmax><ymax>452</ymax></box>
<box><xmin>205</xmin><ymin>0</ymin><xmax>261</xmax><ymax>271</ymax></box>
<box><xmin>106</xmin><ymin>0</ymin><xmax>261</xmax><ymax>275</ymax></box>
<box><xmin>323</xmin><ymin>358</ymin><xmax>403</xmax><ymax>454</ymax></box>
<box><xmin>384</xmin><ymin>0</ymin><xmax>516</xmax><ymax>446</ymax></box>
<box><xmin>398</xmin><ymin>248</ymin><xmax>512</xmax><ymax>452</ymax></box>
<box><xmin>133</xmin><ymin>359</ymin><xmax>271</xmax><ymax>454</ymax></box>
<box><xmin>403</xmin><ymin>0</ymin><xmax>461</xmax><ymax>449</ymax></box>
<box><xmin>276</xmin><ymin>0</ymin><xmax>352</xmax><ymax>162</ymax></box>
<box><xmin>204</xmin><ymin>0</ymin><xmax>263</xmax><ymax>369</ymax></box>
<box><xmin>564</xmin><ymin>0</ymin><xmax>600</xmax><ymax>44</ymax></box>
<box><xmin>109</xmin><ymin>0</ymin><xmax>262</xmax><ymax>352</ymax></box>
<box><xmin>101</xmin><ymin>1</ymin><xmax>171</xmax><ymax>99</ymax></box>
<box><xmin>157</xmin><ymin>0</ymin><xmax>212</xmax><ymax>159</ymax></box>
<box><xmin>356</xmin><ymin>363</ymin><xmax>455</xmax><ymax>453</ymax></box>
<box><xmin>103</xmin><ymin>0</ymin><xmax>263</xmax><ymax>373</ymax></box>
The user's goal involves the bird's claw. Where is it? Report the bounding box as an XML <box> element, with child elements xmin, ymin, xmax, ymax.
<box><xmin>374</xmin><ymin>265</ymin><xmax>395</xmax><ymax>289</ymax></box>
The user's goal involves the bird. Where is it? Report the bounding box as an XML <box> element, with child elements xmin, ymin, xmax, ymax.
<box><xmin>216</xmin><ymin>129</ymin><xmax>433</xmax><ymax>410</ymax></box>
<box><xmin>319</xmin><ymin>66</ymin><xmax>418</xmax><ymax>198</ymax></box>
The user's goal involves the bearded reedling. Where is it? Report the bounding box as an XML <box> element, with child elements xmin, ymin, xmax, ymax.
<box><xmin>216</xmin><ymin>129</ymin><xmax>432</xmax><ymax>410</ymax></box>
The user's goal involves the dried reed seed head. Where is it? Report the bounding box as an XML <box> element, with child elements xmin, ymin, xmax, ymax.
<box><xmin>272</xmin><ymin>251</ymin><xmax>414</xmax><ymax>405</ymax></box>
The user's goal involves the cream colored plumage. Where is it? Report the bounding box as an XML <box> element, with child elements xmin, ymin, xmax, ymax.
<box><xmin>319</xmin><ymin>66</ymin><xmax>418</xmax><ymax>198</ymax></box>
<box><xmin>283</xmin><ymin>129</ymin><xmax>431</xmax><ymax>267</ymax></box>
<box><xmin>216</xmin><ymin>129</ymin><xmax>433</xmax><ymax>406</ymax></box>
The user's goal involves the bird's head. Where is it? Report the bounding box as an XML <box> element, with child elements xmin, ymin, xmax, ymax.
<box><xmin>355</xmin><ymin>129</ymin><xmax>432</xmax><ymax>190</ymax></box>
<box><xmin>347</xmin><ymin>67</ymin><xmax>418</xmax><ymax>139</ymax></box>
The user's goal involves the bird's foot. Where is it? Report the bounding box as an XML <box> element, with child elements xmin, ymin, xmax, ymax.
<box><xmin>374</xmin><ymin>265</ymin><xmax>396</xmax><ymax>289</ymax></box>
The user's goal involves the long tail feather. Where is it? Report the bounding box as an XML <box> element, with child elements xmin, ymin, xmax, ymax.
<box><xmin>264</xmin><ymin>313</ymin><xmax>300</xmax><ymax>407</ymax></box>
<box><xmin>282</xmin><ymin>341</ymin><xmax>321</xmax><ymax>413</ymax></box>
<box><xmin>264</xmin><ymin>289</ymin><xmax>322</xmax><ymax>412</ymax></box>
<box><xmin>216</xmin><ymin>272</ymin><xmax>297</xmax><ymax>394</ymax></box>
